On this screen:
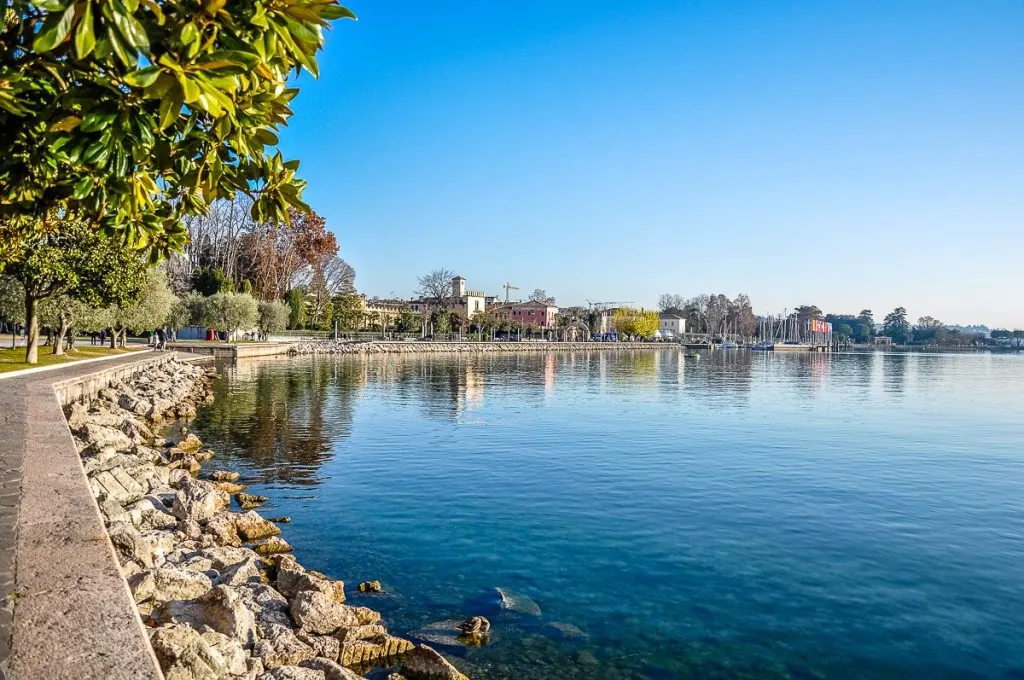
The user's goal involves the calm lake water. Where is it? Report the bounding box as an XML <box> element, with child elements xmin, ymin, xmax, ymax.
<box><xmin>191</xmin><ymin>350</ymin><xmax>1024</xmax><ymax>679</ymax></box>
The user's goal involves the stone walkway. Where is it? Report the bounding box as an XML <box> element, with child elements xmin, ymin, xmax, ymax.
<box><xmin>0</xmin><ymin>352</ymin><xmax>195</xmax><ymax>680</ymax></box>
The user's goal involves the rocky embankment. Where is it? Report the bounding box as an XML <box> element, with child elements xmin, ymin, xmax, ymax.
<box><xmin>291</xmin><ymin>340</ymin><xmax>672</xmax><ymax>355</ymax></box>
<box><xmin>66</xmin><ymin>357</ymin><xmax>469</xmax><ymax>680</ymax></box>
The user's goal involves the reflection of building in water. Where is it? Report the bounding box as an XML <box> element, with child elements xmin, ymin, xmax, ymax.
<box><xmin>544</xmin><ymin>353</ymin><xmax>556</xmax><ymax>398</ymax></box>
<box><xmin>456</xmin><ymin>361</ymin><xmax>485</xmax><ymax>416</ymax></box>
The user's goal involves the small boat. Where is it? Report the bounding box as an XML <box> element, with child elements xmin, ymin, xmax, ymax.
<box><xmin>684</xmin><ymin>352</ymin><xmax>700</xmax><ymax>359</ymax></box>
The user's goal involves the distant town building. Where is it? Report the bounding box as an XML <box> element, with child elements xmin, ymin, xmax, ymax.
<box><xmin>491</xmin><ymin>300</ymin><xmax>560</xmax><ymax>329</ymax></box>
<box><xmin>409</xmin><ymin>276</ymin><xmax>487</xmax><ymax>318</ymax></box>
<box><xmin>659</xmin><ymin>313</ymin><xmax>686</xmax><ymax>336</ymax></box>
<box><xmin>597</xmin><ymin>307</ymin><xmax>625</xmax><ymax>335</ymax></box>
<box><xmin>360</xmin><ymin>296</ymin><xmax>416</xmax><ymax>326</ymax></box>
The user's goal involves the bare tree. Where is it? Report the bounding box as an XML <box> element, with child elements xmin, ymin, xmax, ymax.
<box><xmin>417</xmin><ymin>269</ymin><xmax>455</xmax><ymax>306</ymax></box>
<box><xmin>729</xmin><ymin>294</ymin><xmax>757</xmax><ymax>339</ymax></box>
<box><xmin>529</xmin><ymin>288</ymin><xmax>554</xmax><ymax>304</ymax></box>
<box><xmin>658</xmin><ymin>293</ymin><xmax>686</xmax><ymax>313</ymax></box>
<box><xmin>321</xmin><ymin>256</ymin><xmax>356</xmax><ymax>296</ymax></box>
<box><xmin>705</xmin><ymin>294</ymin><xmax>731</xmax><ymax>338</ymax></box>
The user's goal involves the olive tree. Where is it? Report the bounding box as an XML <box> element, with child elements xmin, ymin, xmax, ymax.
<box><xmin>0</xmin><ymin>0</ymin><xmax>355</xmax><ymax>265</ymax></box>
<box><xmin>106</xmin><ymin>267</ymin><xmax>177</xmax><ymax>347</ymax></box>
<box><xmin>202</xmin><ymin>292</ymin><xmax>258</xmax><ymax>341</ymax></box>
<box><xmin>258</xmin><ymin>300</ymin><xmax>290</xmax><ymax>338</ymax></box>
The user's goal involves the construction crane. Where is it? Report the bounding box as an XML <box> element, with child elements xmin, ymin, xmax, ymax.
<box><xmin>503</xmin><ymin>282</ymin><xmax>520</xmax><ymax>302</ymax></box>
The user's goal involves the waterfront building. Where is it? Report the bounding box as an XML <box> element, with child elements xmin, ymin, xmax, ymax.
<box><xmin>491</xmin><ymin>300</ymin><xmax>561</xmax><ymax>329</ymax></box>
<box><xmin>659</xmin><ymin>313</ymin><xmax>687</xmax><ymax>337</ymax></box>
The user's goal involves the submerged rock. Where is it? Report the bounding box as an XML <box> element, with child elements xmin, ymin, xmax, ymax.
<box><xmin>210</xmin><ymin>470</ymin><xmax>241</xmax><ymax>482</ymax></box>
<box><xmin>236</xmin><ymin>492</ymin><xmax>270</xmax><ymax>509</ymax></box>
<box><xmin>495</xmin><ymin>587</ymin><xmax>542</xmax><ymax>616</ymax></box>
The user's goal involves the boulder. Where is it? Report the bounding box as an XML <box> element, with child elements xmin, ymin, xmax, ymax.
<box><xmin>211</xmin><ymin>470</ymin><xmax>241</xmax><ymax>482</ymax></box>
<box><xmin>400</xmin><ymin>645</ymin><xmax>469</xmax><ymax>680</ymax></box>
<box><xmin>289</xmin><ymin>591</ymin><xmax>362</xmax><ymax>635</ymax></box>
<box><xmin>236</xmin><ymin>511</ymin><xmax>281</xmax><ymax>542</ymax></box>
<box><xmin>457</xmin><ymin>616</ymin><xmax>489</xmax><ymax>635</ymax></box>
<box><xmin>236</xmin><ymin>493</ymin><xmax>269</xmax><ymax>509</ymax></box>
<box><xmin>335</xmin><ymin>624</ymin><xmax>387</xmax><ymax>644</ymax></box>
<box><xmin>252</xmin><ymin>624</ymin><xmax>317</xmax><ymax>668</ymax></box>
<box><xmin>277</xmin><ymin>563</ymin><xmax>344</xmax><ymax>603</ymax></box>
<box><xmin>205</xmin><ymin>514</ymin><xmax>243</xmax><ymax>547</ymax></box>
<box><xmin>295</xmin><ymin>632</ymin><xmax>340</xmax><ymax>662</ymax></box>
<box><xmin>258</xmin><ymin>667</ymin><xmax>325</xmax><ymax>680</ymax></box>
<box><xmin>152</xmin><ymin>585</ymin><xmax>258</xmax><ymax>647</ymax></box>
<box><xmin>300</xmin><ymin>658</ymin><xmax>363</xmax><ymax>680</ymax></box>
<box><xmin>253</xmin><ymin>536</ymin><xmax>292</xmax><ymax>556</ymax></box>
<box><xmin>144</xmin><ymin>567</ymin><xmax>212</xmax><ymax>603</ymax></box>
<box><xmin>172</xmin><ymin>477</ymin><xmax>230</xmax><ymax>522</ymax></box>
<box><xmin>234</xmin><ymin>583</ymin><xmax>292</xmax><ymax>628</ymax></box>
<box><xmin>107</xmin><ymin>521</ymin><xmax>155</xmax><ymax>568</ymax></box>
<box><xmin>81</xmin><ymin>423</ymin><xmax>135</xmax><ymax>452</ymax></box>
<box><xmin>178</xmin><ymin>432</ymin><xmax>204</xmax><ymax>453</ymax></box>
<box><xmin>214</xmin><ymin>481</ymin><xmax>248</xmax><ymax>494</ymax></box>
<box><xmin>150</xmin><ymin>623</ymin><xmax>248</xmax><ymax>680</ymax></box>
<box><xmin>357</xmin><ymin>581</ymin><xmax>381</xmax><ymax>594</ymax></box>
<box><xmin>219</xmin><ymin>554</ymin><xmax>263</xmax><ymax>587</ymax></box>
<box><xmin>338</xmin><ymin>635</ymin><xmax>412</xmax><ymax>667</ymax></box>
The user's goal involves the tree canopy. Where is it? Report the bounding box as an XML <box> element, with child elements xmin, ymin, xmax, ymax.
<box><xmin>0</xmin><ymin>0</ymin><xmax>355</xmax><ymax>264</ymax></box>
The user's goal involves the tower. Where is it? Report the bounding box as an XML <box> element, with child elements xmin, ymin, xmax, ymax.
<box><xmin>452</xmin><ymin>275</ymin><xmax>466</xmax><ymax>298</ymax></box>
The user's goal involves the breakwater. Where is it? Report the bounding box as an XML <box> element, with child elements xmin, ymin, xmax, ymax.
<box><xmin>67</xmin><ymin>357</ymin><xmax>472</xmax><ymax>680</ymax></box>
<box><xmin>291</xmin><ymin>340</ymin><xmax>675</xmax><ymax>355</ymax></box>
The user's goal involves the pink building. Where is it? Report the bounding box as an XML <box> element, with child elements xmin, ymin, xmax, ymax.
<box><xmin>491</xmin><ymin>301</ymin><xmax>560</xmax><ymax>329</ymax></box>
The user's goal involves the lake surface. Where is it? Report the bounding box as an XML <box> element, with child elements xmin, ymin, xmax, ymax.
<box><xmin>190</xmin><ymin>350</ymin><xmax>1024</xmax><ymax>679</ymax></box>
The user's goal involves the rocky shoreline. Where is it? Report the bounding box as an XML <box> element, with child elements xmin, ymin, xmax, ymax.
<box><xmin>66</xmin><ymin>357</ymin><xmax>471</xmax><ymax>680</ymax></box>
<box><xmin>291</xmin><ymin>340</ymin><xmax>674</xmax><ymax>355</ymax></box>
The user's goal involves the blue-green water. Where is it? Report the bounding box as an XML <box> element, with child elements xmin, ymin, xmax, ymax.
<box><xmin>191</xmin><ymin>351</ymin><xmax>1024</xmax><ymax>679</ymax></box>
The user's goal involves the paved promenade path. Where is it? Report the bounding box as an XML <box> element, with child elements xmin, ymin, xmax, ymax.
<box><xmin>0</xmin><ymin>352</ymin><xmax>182</xmax><ymax>680</ymax></box>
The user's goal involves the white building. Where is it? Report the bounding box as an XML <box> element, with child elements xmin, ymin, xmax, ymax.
<box><xmin>659</xmin><ymin>313</ymin><xmax>686</xmax><ymax>337</ymax></box>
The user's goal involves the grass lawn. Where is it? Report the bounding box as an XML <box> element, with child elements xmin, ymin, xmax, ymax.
<box><xmin>0</xmin><ymin>345</ymin><xmax>143</xmax><ymax>374</ymax></box>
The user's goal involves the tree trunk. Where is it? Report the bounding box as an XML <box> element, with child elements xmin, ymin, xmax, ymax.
<box><xmin>109</xmin><ymin>328</ymin><xmax>117</xmax><ymax>349</ymax></box>
<box><xmin>24</xmin><ymin>295</ymin><xmax>39</xmax><ymax>364</ymax></box>
<box><xmin>53</xmin><ymin>319</ymin><xmax>70</xmax><ymax>356</ymax></box>
<box><xmin>120</xmin><ymin>329</ymin><xmax>128</xmax><ymax>348</ymax></box>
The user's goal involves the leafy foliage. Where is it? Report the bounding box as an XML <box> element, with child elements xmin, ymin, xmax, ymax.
<box><xmin>192</xmin><ymin>266</ymin><xmax>235</xmax><ymax>296</ymax></box>
<box><xmin>202</xmin><ymin>291</ymin><xmax>258</xmax><ymax>338</ymax></box>
<box><xmin>4</xmin><ymin>220</ymin><xmax>146</xmax><ymax>361</ymax></box>
<box><xmin>257</xmin><ymin>299</ymin><xmax>289</xmax><ymax>334</ymax></box>
<box><xmin>612</xmin><ymin>307</ymin><xmax>660</xmax><ymax>338</ymax></box>
<box><xmin>0</xmin><ymin>0</ymin><xmax>355</xmax><ymax>263</ymax></box>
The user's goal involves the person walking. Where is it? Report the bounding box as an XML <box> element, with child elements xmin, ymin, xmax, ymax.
<box><xmin>156</xmin><ymin>327</ymin><xmax>167</xmax><ymax>350</ymax></box>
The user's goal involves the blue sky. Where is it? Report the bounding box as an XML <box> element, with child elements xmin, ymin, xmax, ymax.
<box><xmin>279</xmin><ymin>0</ymin><xmax>1024</xmax><ymax>327</ymax></box>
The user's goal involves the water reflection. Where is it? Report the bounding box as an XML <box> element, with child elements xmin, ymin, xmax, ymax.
<box><xmin>187</xmin><ymin>350</ymin><xmax>1024</xmax><ymax>680</ymax></box>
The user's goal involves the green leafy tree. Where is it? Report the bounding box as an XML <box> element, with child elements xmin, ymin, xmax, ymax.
<box><xmin>191</xmin><ymin>266</ymin><xmax>234</xmax><ymax>296</ymax></box>
<box><xmin>39</xmin><ymin>294</ymin><xmax>92</xmax><ymax>355</ymax></box>
<box><xmin>0</xmin><ymin>0</ymin><xmax>355</xmax><ymax>265</ymax></box>
<box><xmin>286</xmin><ymin>287</ymin><xmax>307</xmax><ymax>329</ymax></box>
<box><xmin>257</xmin><ymin>299</ymin><xmax>290</xmax><ymax>337</ymax></box>
<box><xmin>167</xmin><ymin>293</ymin><xmax>200</xmax><ymax>332</ymax></box>
<box><xmin>882</xmin><ymin>307</ymin><xmax>912</xmax><ymax>344</ymax></box>
<box><xmin>5</xmin><ymin>221</ymin><xmax>145</xmax><ymax>362</ymax></box>
<box><xmin>835</xmin><ymin>323</ymin><xmax>854</xmax><ymax>341</ymax></box>
<box><xmin>393</xmin><ymin>307</ymin><xmax>417</xmax><ymax>333</ymax></box>
<box><xmin>202</xmin><ymin>292</ymin><xmax>258</xmax><ymax>341</ymax></box>
<box><xmin>106</xmin><ymin>266</ymin><xmax>177</xmax><ymax>347</ymax></box>
<box><xmin>0</xmin><ymin>277</ymin><xmax>27</xmax><ymax>348</ymax></box>
<box><xmin>331</xmin><ymin>292</ymin><xmax>363</xmax><ymax>331</ymax></box>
